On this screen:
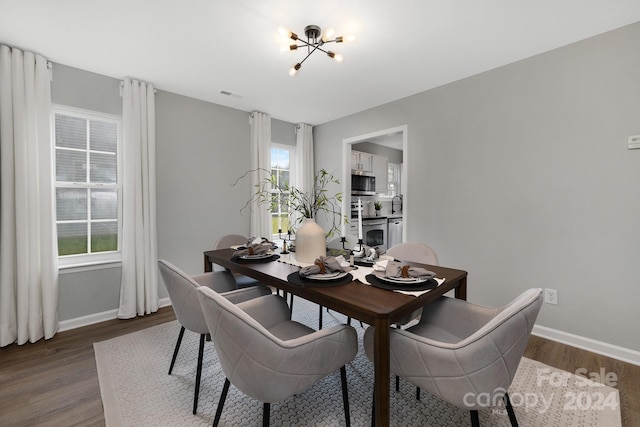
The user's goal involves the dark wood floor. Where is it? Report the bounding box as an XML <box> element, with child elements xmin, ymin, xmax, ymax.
<box><xmin>1</xmin><ymin>307</ymin><xmax>638</xmax><ymax>426</ymax></box>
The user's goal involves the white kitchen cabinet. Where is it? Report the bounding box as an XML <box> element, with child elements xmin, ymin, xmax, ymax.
<box><xmin>372</xmin><ymin>154</ymin><xmax>388</xmax><ymax>194</ymax></box>
<box><xmin>351</xmin><ymin>150</ymin><xmax>373</xmax><ymax>172</ymax></box>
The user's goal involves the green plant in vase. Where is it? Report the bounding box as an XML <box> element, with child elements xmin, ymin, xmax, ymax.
<box><xmin>234</xmin><ymin>168</ymin><xmax>348</xmax><ymax>238</ymax></box>
<box><xmin>374</xmin><ymin>201</ymin><xmax>383</xmax><ymax>215</ymax></box>
<box><xmin>234</xmin><ymin>168</ymin><xmax>348</xmax><ymax>262</ymax></box>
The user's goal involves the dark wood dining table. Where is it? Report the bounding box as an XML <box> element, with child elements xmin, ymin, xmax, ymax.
<box><xmin>203</xmin><ymin>248</ymin><xmax>468</xmax><ymax>427</ymax></box>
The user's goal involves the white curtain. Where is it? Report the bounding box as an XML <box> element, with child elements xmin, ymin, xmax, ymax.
<box><xmin>249</xmin><ymin>111</ymin><xmax>271</xmax><ymax>238</ymax></box>
<box><xmin>295</xmin><ymin>123</ymin><xmax>314</xmax><ymax>193</ymax></box>
<box><xmin>292</xmin><ymin>123</ymin><xmax>314</xmax><ymax>225</ymax></box>
<box><xmin>0</xmin><ymin>45</ymin><xmax>59</xmax><ymax>346</ymax></box>
<box><xmin>117</xmin><ymin>78</ymin><xmax>158</xmax><ymax>319</ymax></box>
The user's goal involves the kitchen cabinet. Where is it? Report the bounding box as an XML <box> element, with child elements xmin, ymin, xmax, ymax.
<box><xmin>351</xmin><ymin>150</ymin><xmax>373</xmax><ymax>172</ymax></box>
<box><xmin>372</xmin><ymin>154</ymin><xmax>388</xmax><ymax>194</ymax></box>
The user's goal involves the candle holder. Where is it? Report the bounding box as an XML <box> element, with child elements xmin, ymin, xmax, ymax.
<box><xmin>280</xmin><ymin>229</ymin><xmax>291</xmax><ymax>254</ymax></box>
<box><xmin>340</xmin><ymin>236</ymin><xmax>348</xmax><ymax>250</ymax></box>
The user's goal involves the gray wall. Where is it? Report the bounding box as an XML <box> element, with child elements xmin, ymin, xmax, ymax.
<box><xmin>314</xmin><ymin>23</ymin><xmax>640</xmax><ymax>351</ymax></box>
<box><xmin>155</xmin><ymin>91</ymin><xmax>254</xmax><ymax>277</ymax></box>
<box><xmin>273</xmin><ymin>119</ymin><xmax>296</xmax><ymax>146</ymax></box>
<box><xmin>53</xmin><ymin>65</ymin><xmax>261</xmax><ymax>320</ymax></box>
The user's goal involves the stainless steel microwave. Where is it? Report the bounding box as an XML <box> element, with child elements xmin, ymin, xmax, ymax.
<box><xmin>351</xmin><ymin>170</ymin><xmax>376</xmax><ymax>195</ymax></box>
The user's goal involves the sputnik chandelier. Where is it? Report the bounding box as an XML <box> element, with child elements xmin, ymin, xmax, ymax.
<box><xmin>280</xmin><ymin>24</ymin><xmax>352</xmax><ymax>76</ymax></box>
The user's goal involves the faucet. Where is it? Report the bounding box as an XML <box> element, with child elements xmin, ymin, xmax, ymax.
<box><xmin>391</xmin><ymin>195</ymin><xmax>403</xmax><ymax>214</ymax></box>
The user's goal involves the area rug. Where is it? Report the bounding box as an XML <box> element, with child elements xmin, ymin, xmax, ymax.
<box><xmin>94</xmin><ymin>298</ymin><xmax>621</xmax><ymax>426</ymax></box>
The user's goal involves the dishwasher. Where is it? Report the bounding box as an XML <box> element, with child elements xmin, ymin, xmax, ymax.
<box><xmin>387</xmin><ymin>218</ymin><xmax>403</xmax><ymax>249</ymax></box>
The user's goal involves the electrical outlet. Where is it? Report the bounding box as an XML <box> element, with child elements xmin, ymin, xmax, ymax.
<box><xmin>544</xmin><ymin>288</ymin><xmax>558</xmax><ymax>305</ymax></box>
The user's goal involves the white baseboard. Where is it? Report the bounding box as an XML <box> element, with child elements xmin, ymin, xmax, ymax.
<box><xmin>532</xmin><ymin>324</ymin><xmax>640</xmax><ymax>366</ymax></box>
<box><xmin>58</xmin><ymin>297</ymin><xmax>172</xmax><ymax>332</ymax></box>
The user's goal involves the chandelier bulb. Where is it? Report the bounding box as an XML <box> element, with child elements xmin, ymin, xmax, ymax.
<box><xmin>289</xmin><ymin>63</ymin><xmax>301</xmax><ymax>76</ymax></box>
<box><xmin>322</xmin><ymin>27</ymin><xmax>335</xmax><ymax>43</ymax></box>
<box><xmin>327</xmin><ymin>51</ymin><xmax>344</xmax><ymax>62</ymax></box>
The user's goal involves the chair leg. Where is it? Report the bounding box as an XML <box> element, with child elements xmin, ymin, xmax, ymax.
<box><xmin>340</xmin><ymin>366</ymin><xmax>351</xmax><ymax>427</ymax></box>
<box><xmin>370</xmin><ymin>390</ymin><xmax>375</xmax><ymax>427</ymax></box>
<box><xmin>470</xmin><ymin>410</ymin><xmax>480</xmax><ymax>427</ymax></box>
<box><xmin>318</xmin><ymin>305</ymin><xmax>323</xmax><ymax>329</ymax></box>
<box><xmin>504</xmin><ymin>393</ymin><xmax>519</xmax><ymax>427</ymax></box>
<box><xmin>395</xmin><ymin>375</ymin><xmax>400</xmax><ymax>392</ymax></box>
<box><xmin>289</xmin><ymin>293</ymin><xmax>294</xmax><ymax>317</ymax></box>
<box><xmin>263</xmin><ymin>402</ymin><xmax>270</xmax><ymax>427</ymax></box>
<box><xmin>193</xmin><ymin>334</ymin><xmax>206</xmax><ymax>414</ymax></box>
<box><xmin>168</xmin><ymin>326</ymin><xmax>185</xmax><ymax>375</ymax></box>
<box><xmin>416</xmin><ymin>386</ymin><xmax>421</xmax><ymax>400</ymax></box>
<box><xmin>213</xmin><ymin>378</ymin><xmax>230</xmax><ymax>427</ymax></box>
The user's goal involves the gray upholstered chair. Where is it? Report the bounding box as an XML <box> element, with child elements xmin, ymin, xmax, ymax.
<box><xmin>197</xmin><ymin>286</ymin><xmax>358</xmax><ymax>426</ymax></box>
<box><xmin>364</xmin><ymin>288</ymin><xmax>544</xmax><ymax>426</ymax></box>
<box><xmin>386</xmin><ymin>241</ymin><xmax>438</xmax><ymax>266</ymax></box>
<box><xmin>386</xmin><ymin>242</ymin><xmax>440</xmax><ymax>391</ymax></box>
<box><xmin>386</xmin><ymin>242</ymin><xmax>439</xmax><ymax>326</ymax></box>
<box><xmin>158</xmin><ymin>259</ymin><xmax>271</xmax><ymax>415</ymax></box>
<box><xmin>213</xmin><ymin>233</ymin><xmax>262</xmax><ymax>288</ymax></box>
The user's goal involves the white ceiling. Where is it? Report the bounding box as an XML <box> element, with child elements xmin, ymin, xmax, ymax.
<box><xmin>2</xmin><ymin>0</ymin><xmax>640</xmax><ymax>125</ymax></box>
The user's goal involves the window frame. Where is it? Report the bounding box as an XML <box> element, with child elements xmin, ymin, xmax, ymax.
<box><xmin>52</xmin><ymin>104</ymin><xmax>123</xmax><ymax>269</ymax></box>
<box><xmin>270</xmin><ymin>143</ymin><xmax>296</xmax><ymax>240</ymax></box>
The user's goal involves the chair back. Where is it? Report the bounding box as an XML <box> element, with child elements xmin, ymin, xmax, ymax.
<box><xmin>158</xmin><ymin>259</ymin><xmax>236</xmax><ymax>335</ymax></box>
<box><xmin>197</xmin><ymin>286</ymin><xmax>357</xmax><ymax>403</ymax></box>
<box><xmin>391</xmin><ymin>288</ymin><xmax>543</xmax><ymax>410</ymax></box>
<box><xmin>460</xmin><ymin>288</ymin><xmax>544</xmax><ymax>380</ymax></box>
<box><xmin>386</xmin><ymin>242</ymin><xmax>439</xmax><ymax>325</ymax></box>
<box><xmin>214</xmin><ymin>234</ymin><xmax>248</xmax><ymax>249</ymax></box>
<box><xmin>387</xmin><ymin>242</ymin><xmax>438</xmax><ymax>265</ymax></box>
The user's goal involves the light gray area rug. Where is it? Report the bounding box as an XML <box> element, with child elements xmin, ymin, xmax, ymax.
<box><xmin>94</xmin><ymin>297</ymin><xmax>620</xmax><ymax>426</ymax></box>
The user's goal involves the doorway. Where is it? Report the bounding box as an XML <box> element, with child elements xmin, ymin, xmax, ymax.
<box><xmin>341</xmin><ymin>125</ymin><xmax>408</xmax><ymax>243</ymax></box>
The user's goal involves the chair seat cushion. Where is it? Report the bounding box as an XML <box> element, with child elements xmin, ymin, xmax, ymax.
<box><xmin>234</xmin><ymin>273</ymin><xmax>262</xmax><ymax>288</ymax></box>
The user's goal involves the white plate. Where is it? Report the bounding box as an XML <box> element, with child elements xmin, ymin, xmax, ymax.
<box><xmin>240</xmin><ymin>251</ymin><xmax>273</xmax><ymax>260</ymax></box>
<box><xmin>305</xmin><ymin>271</ymin><xmax>349</xmax><ymax>281</ymax></box>
<box><xmin>375</xmin><ymin>274</ymin><xmax>430</xmax><ymax>285</ymax></box>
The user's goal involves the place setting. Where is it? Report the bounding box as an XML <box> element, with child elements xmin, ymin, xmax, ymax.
<box><xmin>287</xmin><ymin>255</ymin><xmax>355</xmax><ymax>287</ymax></box>
<box><xmin>230</xmin><ymin>237</ymin><xmax>280</xmax><ymax>263</ymax></box>
<box><xmin>366</xmin><ymin>259</ymin><xmax>439</xmax><ymax>291</ymax></box>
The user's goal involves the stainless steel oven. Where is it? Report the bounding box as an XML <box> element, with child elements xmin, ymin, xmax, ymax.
<box><xmin>362</xmin><ymin>218</ymin><xmax>387</xmax><ymax>250</ymax></box>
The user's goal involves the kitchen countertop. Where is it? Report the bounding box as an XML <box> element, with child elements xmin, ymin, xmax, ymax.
<box><xmin>359</xmin><ymin>214</ymin><xmax>403</xmax><ymax>220</ymax></box>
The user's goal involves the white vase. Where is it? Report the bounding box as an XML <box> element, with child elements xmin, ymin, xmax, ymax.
<box><xmin>295</xmin><ymin>218</ymin><xmax>326</xmax><ymax>263</ymax></box>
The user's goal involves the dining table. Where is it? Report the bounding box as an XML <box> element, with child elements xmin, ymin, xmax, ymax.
<box><xmin>203</xmin><ymin>248</ymin><xmax>468</xmax><ymax>427</ymax></box>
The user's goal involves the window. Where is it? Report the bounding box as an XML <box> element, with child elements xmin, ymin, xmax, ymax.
<box><xmin>270</xmin><ymin>145</ymin><xmax>295</xmax><ymax>237</ymax></box>
<box><xmin>53</xmin><ymin>105</ymin><xmax>122</xmax><ymax>267</ymax></box>
<box><xmin>387</xmin><ymin>163</ymin><xmax>401</xmax><ymax>196</ymax></box>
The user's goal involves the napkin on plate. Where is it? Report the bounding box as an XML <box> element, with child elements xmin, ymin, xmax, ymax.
<box><xmin>375</xmin><ymin>260</ymin><xmax>436</xmax><ymax>279</ymax></box>
<box><xmin>233</xmin><ymin>237</ymin><xmax>273</xmax><ymax>257</ymax></box>
<box><xmin>299</xmin><ymin>256</ymin><xmax>354</xmax><ymax>277</ymax></box>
